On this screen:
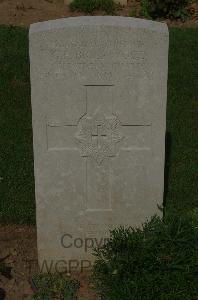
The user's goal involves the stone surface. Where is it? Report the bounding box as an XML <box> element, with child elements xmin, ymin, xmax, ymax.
<box><xmin>29</xmin><ymin>16</ymin><xmax>169</xmax><ymax>271</ymax></box>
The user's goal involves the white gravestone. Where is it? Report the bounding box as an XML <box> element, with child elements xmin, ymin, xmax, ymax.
<box><xmin>30</xmin><ymin>17</ymin><xmax>169</xmax><ymax>272</ymax></box>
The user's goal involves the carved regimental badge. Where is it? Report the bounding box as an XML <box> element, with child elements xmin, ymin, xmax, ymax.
<box><xmin>76</xmin><ymin>112</ymin><xmax>124</xmax><ymax>165</ymax></box>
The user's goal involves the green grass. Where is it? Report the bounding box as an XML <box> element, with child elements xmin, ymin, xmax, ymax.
<box><xmin>92</xmin><ymin>214</ymin><xmax>198</xmax><ymax>299</ymax></box>
<box><xmin>32</xmin><ymin>273</ymin><xmax>80</xmax><ymax>300</ymax></box>
<box><xmin>165</xmin><ymin>28</ymin><xmax>198</xmax><ymax>217</ymax></box>
<box><xmin>0</xmin><ymin>26</ymin><xmax>35</xmax><ymax>224</ymax></box>
<box><xmin>0</xmin><ymin>26</ymin><xmax>197</xmax><ymax>225</ymax></box>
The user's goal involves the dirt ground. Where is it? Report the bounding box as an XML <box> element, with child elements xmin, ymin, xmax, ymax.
<box><xmin>0</xmin><ymin>225</ymin><xmax>98</xmax><ymax>300</ymax></box>
<box><xmin>0</xmin><ymin>0</ymin><xmax>197</xmax><ymax>27</ymax></box>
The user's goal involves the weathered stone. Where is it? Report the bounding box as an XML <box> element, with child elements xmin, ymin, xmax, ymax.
<box><xmin>29</xmin><ymin>16</ymin><xmax>169</xmax><ymax>272</ymax></box>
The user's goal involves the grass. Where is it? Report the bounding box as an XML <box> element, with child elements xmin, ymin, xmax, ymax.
<box><xmin>0</xmin><ymin>26</ymin><xmax>35</xmax><ymax>224</ymax></box>
<box><xmin>165</xmin><ymin>28</ymin><xmax>198</xmax><ymax>217</ymax></box>
<box><xmin>32</xmin><ymin>273</ymin><xmax>80</xmax><ymax>300</ymax></box>
<box><xmin>92</xmin><ymin>214</ymin><xmax>198</xmax><ymax>299</ymax></box>
<box><xmin>0</xmin><ymin>26</ymin><xmax>197</xmax><ymax>224</ymax></box>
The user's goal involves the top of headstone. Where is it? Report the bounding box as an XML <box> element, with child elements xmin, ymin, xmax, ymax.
<box><xmin>29</xmin><ymin>16</ymin><xmax>168</xmax><ymax>35</ymax></box>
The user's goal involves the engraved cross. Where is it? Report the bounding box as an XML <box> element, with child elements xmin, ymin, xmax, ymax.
<box><xmin>91</xmin><ymin>122</ymin><xmax>107</xmax><ymax>149</ymax></box>
<box><xmin>46</xmin><ymin>85</ymin><xmax>151</xmax><ymax>212</ymax></box>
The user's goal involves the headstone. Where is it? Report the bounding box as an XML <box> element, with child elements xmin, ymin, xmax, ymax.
<box><xmin>30</xmin><ymin>16</ymin><xmax>169</xmax><ymax>273</ymax></box>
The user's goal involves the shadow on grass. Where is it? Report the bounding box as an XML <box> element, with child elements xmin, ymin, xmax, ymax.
<box><xmin>163</xmin><ymin>131</ymin><xmax>172</xmax><ymax>214</ymax></box>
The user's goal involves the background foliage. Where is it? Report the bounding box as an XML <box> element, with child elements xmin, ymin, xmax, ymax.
<box><xmin>141</xmin><ymin>0</ymin><xmax>191</xmax><ymax>20</ymax></box>
<box><xmin>69</xmin><ymin>0</ymin><xmax>116</xmax><ymax>14</ymax></box>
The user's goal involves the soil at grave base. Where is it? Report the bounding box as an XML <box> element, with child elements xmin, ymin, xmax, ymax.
<box><xmin>0</xmin><ymin>225</ymin><xmax>99</xmax><ymax>300</ymax></box>
<box><xmin>0</xmin><ymin>0</ymin><xmax>197</xmax><ymax>27</ymax></box>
